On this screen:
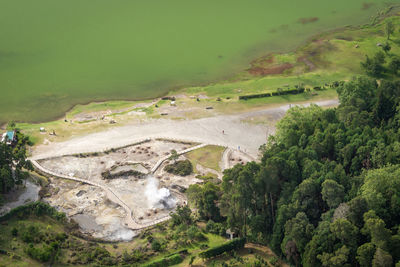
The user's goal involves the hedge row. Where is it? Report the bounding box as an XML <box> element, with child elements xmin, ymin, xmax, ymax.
<box><xmin>0</xmin><ymin>201</ymin><xmax>66</xmax><ymax>222</ymax></box>
<box><xmin>199</xmin><ymin>237</ymin><xmax>246</xmax><ymax>259</ymax></box>
<box><xmin>144</xmin><ymin>254</ymin><xmax>183</xmax><ymax>267</ymax></box>
<box><xmin>239</xmin><ymin>88</ymin><xmax>305</xmax><ymax>100</ymax></box>
<box><xmin>329</xmin><ymin>81</ymin><xmax>345</xmax><ymax>88</ymax></box>
<box><xmin>238</xmin><ymin>80</ymin><xmax>345</xmax><ymax>100</ymax></box>
<box><xmin>239</xmin><ymin>93</ymin><xmax>272</xmax><ymax>100</ymax></box>
<box><xmin>161</xmin><ymin>96</ymin><xmax>176</xmax><ymax>101</ymax></box>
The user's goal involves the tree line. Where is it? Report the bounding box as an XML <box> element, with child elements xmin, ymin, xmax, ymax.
<box><xmin>188</xmin><ymin>64</ymin><xmax>400</xmax><ymax>266</ymax></box>
<box><xmin>0</xmin><ymin>127</ymin><xmax>32</xmax><ymax>204</ymax></box>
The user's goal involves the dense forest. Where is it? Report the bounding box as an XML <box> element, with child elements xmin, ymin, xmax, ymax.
<box><xmin>189</xmin><ymin>63</ymin><xmax>400</xmax><ymax>265</ymax></box>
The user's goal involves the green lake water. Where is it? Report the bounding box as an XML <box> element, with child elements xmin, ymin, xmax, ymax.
<box><xmin>0</xmin><ymin>0</ymin><xmax>395</xmax><ymax>123</ymax></box>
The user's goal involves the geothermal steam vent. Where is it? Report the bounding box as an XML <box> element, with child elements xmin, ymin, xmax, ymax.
<box><xmin>145</xmin><ymin>175</ymin><xmax>176</xmax><ymax>210</ymax></box>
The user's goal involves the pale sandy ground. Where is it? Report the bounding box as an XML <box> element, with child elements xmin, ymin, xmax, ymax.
<box><xmin>37</xmin><ymin>140</ymin><xmax>199</xmax><ymax>239</ymax></box>
<box><xmin>32</xmin><ymin>100</ymin><xmax>338</xmax><ymax>160</ymax></box>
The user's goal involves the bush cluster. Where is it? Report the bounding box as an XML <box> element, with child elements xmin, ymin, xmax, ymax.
<box><xmin>206</xmin><ymin>220</ymin><xmax>227</xmax><ymax>236</ymax></box>
<box><xmin>101</xmin><ymin>169</ymin><xmax>144</xmax><ymax>179</ymax></box>
<box><xmin>164</xmin><ymin>160</ymin><xmax>193</xmax><ymax>176</ymax></box>
<box><xmin>25</xmin><ymin>243</ymin><xmax>55</xmax><ymax>262</ymax></box>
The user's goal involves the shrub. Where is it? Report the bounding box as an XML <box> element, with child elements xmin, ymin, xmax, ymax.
<box><xmin>55</xmin><ymin>233</ymin><xmax>67</xmax><ymax>242</ymax></box>
<box><xmin>25</xmin><ymin>243</ymin><xmax>54</xmax><ymax>262</ymax></box>
<box><xmin>11</xmin><ymin>227</ymin><xmax>18</xmax><ymax>237</ymax></box>
<box><xmin>151</xmin><ymin>239</ymin><xmax>162</xmax><ymax>252</ymax></box>
<box><xmin>165</xmin><ymin>160</ymin><xmax>193</xmax><ymax>176</ymax></box>
<box><xmin>131</xmin><ymin>250</ymin><xmax>144</xmax><ymax>262</ymax></box>
<box><xmin>170</xmin><ymin>206</ymin><xmax>193</xmax><ymax>227</ymax></box>
<box><xmin>206</xmin><ymin>220</ymin><xmax>226</xmax><ymax>236</ymax></box>
<box><xmin>22</xmin><ymin>225</ymin><xmax>40</xmax><ymax>243</ymax></box>
<box><xmin>101</xmin><ymin>169</ymin><xmax>144</xmax><ymax>179</ymax></box>
<box><xmin>187</xmin><ymin>225</ymin><xmax>207</xmax><ymax>242</ymax></box>
<box><xmin>269</xmin><ymin>256</ymin><xmax>278</xmax><ymax>266</ymax></box>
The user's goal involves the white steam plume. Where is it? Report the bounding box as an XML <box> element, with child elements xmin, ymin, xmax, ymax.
<box><xmin>144</xmin><ymin>175</ymin><xmax>176</xmax><ymax>209</ymax></box>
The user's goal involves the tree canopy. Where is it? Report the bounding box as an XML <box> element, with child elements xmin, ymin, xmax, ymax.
<box><xmin>215</xmin><ymin>72</ymin><xmax>400</xmax><ymax>266</ymax></box>
<box><xmin>0</xmin><ymin>130</ymin><xmax>32</xmax><ymax>203</ymax></box>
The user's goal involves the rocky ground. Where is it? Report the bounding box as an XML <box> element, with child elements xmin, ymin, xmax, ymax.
<box><xmin>42</xmin><ymin>177</ymin><xmax>137</xmax><ymax>241</ymax></box>
<box><xmin>37</xmin><ymin>140</ymin><xmax>210</xmax><ymax>240</ymax></box>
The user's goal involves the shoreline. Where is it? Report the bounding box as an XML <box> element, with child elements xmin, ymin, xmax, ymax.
<box><xmin>3</xmin><ymin>5</ymin><xmax>399</xmax><ymax>127</ymax></box>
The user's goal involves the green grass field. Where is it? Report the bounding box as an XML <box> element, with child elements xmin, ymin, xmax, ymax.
<box><xmin>186</xmin><ymin>145</ymin><xmax>226</xmax><ymax>172</ymax></box>
<box><xmin>0</xmin><ymin>0</ymin><xmax>393</xmax><ymax>124</ymax></box>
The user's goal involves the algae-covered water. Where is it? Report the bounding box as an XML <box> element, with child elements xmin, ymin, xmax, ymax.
<box><xmin>0</xmin><ymin>0</ymin><xmax>394</xmax><ymax>123</ymax></box>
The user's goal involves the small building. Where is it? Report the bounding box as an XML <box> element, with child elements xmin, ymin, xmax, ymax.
<box><xmin>170</xmin><ymin>101</ymin><xmax>176</xmax><ymax>106</ymax></box>
<box><xmin>226</xmin><ymin>229</ymin><xmax>237</xmax><ymax>240</ymax></box>
<box><xmin>1</xmin><ymin>130</ymin><xmax>16</xmax><ymax>145</ymax></box>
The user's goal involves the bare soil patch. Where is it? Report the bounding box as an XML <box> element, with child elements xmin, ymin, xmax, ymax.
<box><xmin>248</xmin><ymin>63</ymin><xmax>293</xmax><ymax>76</ymax></box>
<box><xmin>297</xmin><ymin>56</ymin><xmax>316</xmax><ymax>71</ymax></box>
<box><xmin>37</xmin><ymin>139</ymin><xmax>207</xmax><ymax>240</ymax></box>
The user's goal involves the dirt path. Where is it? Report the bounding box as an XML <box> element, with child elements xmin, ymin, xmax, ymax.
<box><xmin>195</xmin><ymin>163</ymin><xmax>222</xmax><ymax>179</ymax></box>
<box><xmin>220</xmin><ymin>147</ymin><xmax>232</xmax><ymax>173</ymax></box>
<box><xmin>31</xmin><ymin>99</ymin><xmax>338</xmax><ymax>161</ymax></box>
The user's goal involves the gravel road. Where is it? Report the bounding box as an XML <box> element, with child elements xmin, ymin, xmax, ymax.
<box><xmin>32</xmin><ymin>99</ymin><xmax>338</xmax><ymax>160</ymax></box>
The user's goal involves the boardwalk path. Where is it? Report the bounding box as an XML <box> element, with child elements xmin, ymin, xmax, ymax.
<box><xmin>31</xmin><ymin>142</ymin><xmax>210</xmax><ymax>230</ymax></box>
